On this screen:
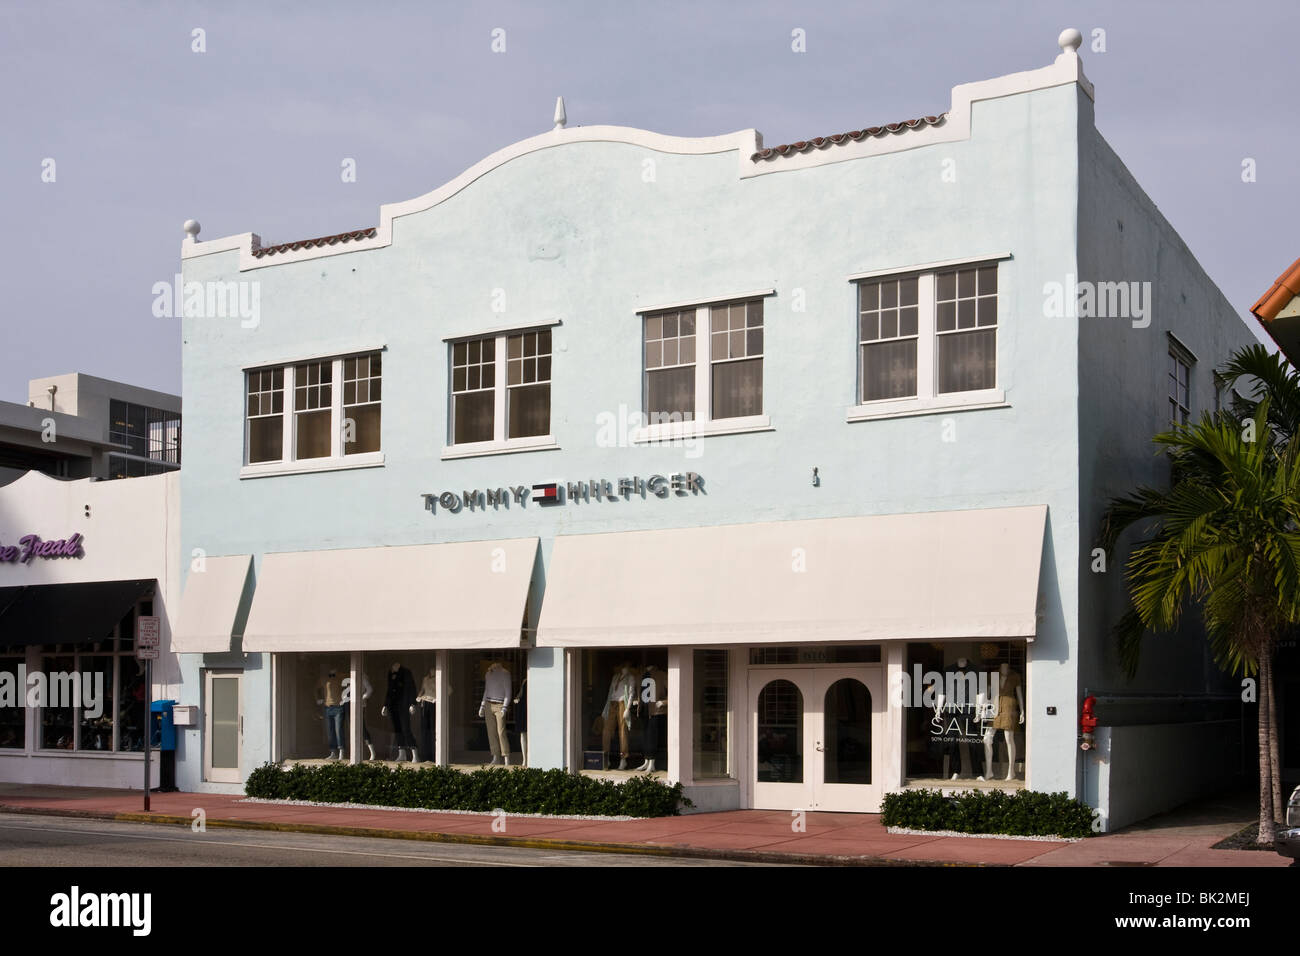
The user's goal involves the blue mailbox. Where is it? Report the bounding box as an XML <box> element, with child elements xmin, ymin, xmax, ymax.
<box><xmin>150</xmin><ymin>699</ymin><xmax>177</xmax><ymax>751</ymax></box>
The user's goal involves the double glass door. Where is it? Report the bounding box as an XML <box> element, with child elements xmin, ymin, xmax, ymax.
<box><xmin>750</xmin><ymin>667</ymin><xmax>882</xmax><ymax>812</ymax></box>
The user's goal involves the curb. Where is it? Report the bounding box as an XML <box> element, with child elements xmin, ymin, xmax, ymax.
<box><xmin>0</xmin><ymin>803</ymin><xmax>986</xmax><ymax>867</ymax></box>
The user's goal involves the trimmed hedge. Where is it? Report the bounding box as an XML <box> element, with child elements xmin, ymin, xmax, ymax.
<box><xmin>881</xmin><ymin>788</ymin><xmax>1096</xmax><ymax>838</ymax></box>
<box><xmin>245</xmin><ymin>762</ymin><xmax>691</xmax><ymax>818</ymax></box>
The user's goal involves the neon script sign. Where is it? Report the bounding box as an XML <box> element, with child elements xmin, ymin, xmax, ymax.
<box><xmin>0</xmin><ymin>533</ymin><xmax>85</xmax><ymax>565</ymax></box>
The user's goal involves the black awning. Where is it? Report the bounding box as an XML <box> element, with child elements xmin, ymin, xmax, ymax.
<box><xmin>0</xmin><ymin>580</ymin><xmax>155</xmax><ymax>647</ymax></box>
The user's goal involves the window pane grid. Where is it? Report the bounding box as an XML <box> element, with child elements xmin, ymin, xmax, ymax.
<box><xmin>859</xmin><ymin>278</ymin><xmax>919</xmax><ymax>401</ymax></box>
<box><xmin>645</xmin><ymin>310</ymin><xmax>696</xmax><ymax>371</ymax></box>
<box><xmin>935</xmin><ymin>265</ymin><xmax>997</xmax><ymax>394</ymax></box>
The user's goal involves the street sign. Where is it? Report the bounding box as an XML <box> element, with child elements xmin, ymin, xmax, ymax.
<box><xmin>136</xmin><ymin>615</ymin><xmax>160</xmax><ymax>660</ymax></box>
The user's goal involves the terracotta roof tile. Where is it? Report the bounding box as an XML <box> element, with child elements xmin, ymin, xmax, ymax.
<box><xmin>751</xmin><ymin>114</ymin><xmax>946</xmax><ymax>162</ymax></box>
<box><xmin>251</xmin><ymin>227</ymin><xmax>377</xmax><ymax>259</ymax></box>
<box><xmin>1251</xmin><ymin>256</ymin><xmax>1300</xmax><ymax>322</ymax></box>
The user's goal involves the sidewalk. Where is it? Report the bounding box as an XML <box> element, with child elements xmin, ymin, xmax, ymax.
<box><xmin>0</xmin><ymin>783</ymin><xmax>1287</xmax><ymax>866</ymax></box>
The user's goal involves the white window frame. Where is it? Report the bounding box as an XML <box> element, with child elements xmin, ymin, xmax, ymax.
<box><xmin>442</xmin><ymin>324</ymin><xmax>559</xmax><ymax>460</ymax></box>
<box><xmin>1168</xmin><ymin>338</ymin><xmax>1194</xmax><ymax>428</ymax></box>
<box><xmin>632</xmin><ymin>293</ymin><xmax>774</xmax><ymax>444</ymax></box>
<box><xmin>241</xmin><ymin>352</ymin><xmax>385</xmax><ymax>479</ymax></box>
<box><xmin>846</xmin><ymin>256</ymin><xmax>1008</xmax><ymax>423</ymax></box>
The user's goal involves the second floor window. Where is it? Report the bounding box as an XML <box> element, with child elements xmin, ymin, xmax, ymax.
<box><xmin>449</xmin><ymin>328</ymin><xmax>552</xmax><ymax>447</ymax></box>
<box><xmin>1169</xmin><ymin>349</ymin><xmax>1191</xmax><ymax>427</ymax></box>
<box><xmin>245</xmin><ymin>351</ymin><xmax>382</xmax><ymax>466</ymax></box>
<box><xmin>643</xmin><ymin>297</ymin><xmax>764</xmax><ymax>425</ymax></box>
<box><xmin>856</xmin><ymin>262</ymin><xmax>999</xmax><ymax>405</ymax></box>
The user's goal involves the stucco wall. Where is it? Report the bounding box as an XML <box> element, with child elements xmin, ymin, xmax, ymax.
<box><xmin>1075</xmin><ymin>89</ymin><xmax>1259</xmax><ymax>824</ymax></box>
<box><xmin>177</xmin><ymin>85</ymin><xmax>1086</xmax><ymax>795</ymax></box>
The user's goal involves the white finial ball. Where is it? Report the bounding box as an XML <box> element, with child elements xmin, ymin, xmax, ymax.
<box><xmin>1058</xmin><ymin>28</ymin><xmax>1082</xmax><ymax>53</ymax></box>
<box><xmin>183</xmin><ymin>219</ymin><xmax>201</xmax><ymax>240</ymax></box>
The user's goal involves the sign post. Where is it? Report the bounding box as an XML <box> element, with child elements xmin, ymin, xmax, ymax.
<box><xmin>135</xmin><ymin>616</ymin><xmax>161</xmax><ymax>812</ymax></box>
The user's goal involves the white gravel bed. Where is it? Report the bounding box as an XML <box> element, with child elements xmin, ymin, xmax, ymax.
<box><xmin>239</xmin><ymin>796</ymin><xmax>636</xmax><ymax>822</ymax></box>
<box><xmin>886</xmin><ymin>826</ymin><xmax>1081</xmax><ymax>842</ymax></box>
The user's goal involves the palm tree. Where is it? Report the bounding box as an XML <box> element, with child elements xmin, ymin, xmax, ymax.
<box><xmin>1101</xmin><ymin>397</ymin><xmax>1300</xmax><ymax>843</ymax></box>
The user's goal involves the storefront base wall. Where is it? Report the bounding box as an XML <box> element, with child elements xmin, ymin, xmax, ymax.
<box><xmin>0</xmin><ymin>754</ymin><xmax>158</xmax><ymax>789</ymax></box>
<box><xmin>1089</xmin><ymin>720</ymin><xmax>1242</xmax><ymax>832</ymax></box>
<box><xmin>681</xmin><ymin>781</ymin><xmax>740</xmax><ymax>813</ymax></box>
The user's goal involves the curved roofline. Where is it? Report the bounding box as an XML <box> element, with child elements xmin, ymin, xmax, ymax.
<box><xmin>182</xmin><ymin>43</ymin><xmax>1091</xmax><ymax>273</ymax></box>
<box><xmin>183</xmin><ymin>124</ymin><xmax>760</xmax><ymax>271</ymax></box>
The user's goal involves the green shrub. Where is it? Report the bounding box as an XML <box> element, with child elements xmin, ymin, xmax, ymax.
<box><xmin>244</xmin><ymin>762</ymin><xmax>691</xmax><ymax>817</ymax></box>
<box><xmin>880</xmin><ymin>788</ymin><xmax>1095</xmax><ymax>839</ymax></box>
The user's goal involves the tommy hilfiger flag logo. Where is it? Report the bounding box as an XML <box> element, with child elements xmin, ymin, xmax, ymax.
<box><xmin>532</xmin><ymin>483</ymin><xmax>560</xmax><ymax>504</ymax></box>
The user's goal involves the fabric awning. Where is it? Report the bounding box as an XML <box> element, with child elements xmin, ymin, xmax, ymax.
<box><xmin>242</xmin><ymin>538</ymin><xmax>539</xmax><ymax>652</ymax></box>
<box><xmin>0</xmin><ymin>580</ymin><xmax>155</xmax><ymax>647</ymax></box>
<box><xmin>536</xmin><ymin>506</ymin><xmax>1047</xmax><ymax>647</ymax></box>
<box><xmin>172</xmin><ymin>555</ymin><xmax>253</xmax><ymax>654</ymax></box>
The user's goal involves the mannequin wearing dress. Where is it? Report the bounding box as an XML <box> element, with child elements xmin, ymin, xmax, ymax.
<box><xmin>979</xmin><ymin>662</ymin><xmax>1024</xmax><ymax>781</ymax></box>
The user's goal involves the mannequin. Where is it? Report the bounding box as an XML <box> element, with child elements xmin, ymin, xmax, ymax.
<box><xmin>381</xmin><ymin>662</ymin><xmax>417</xmax><ymax>762</ymax></box>
<box><xmin>416</xmin><ymin>668</ymin><xmax>436</xmax><ymax>763</ymax></box>
<box><xmin>979</xmin><ymin>662</ymin><xmax>1024</xmax><ymax>781</ymax></box>
<box><xmin>942</xmin><ymin>658</ymin><xmax>980</xmax><ymax>780</ymax></box>
<box><xmin>316</xmin><ymin>668</ymin><xmax>345</xmax><ymax>759</ymax></box>
<box><xmin>340</xmin><ymin>672</ymin><xmax>376</xmax><ymax>761</ymax></box>
<box><xmin>513</xmin><ymin>676</ymin><xmax>528</xmax><ymax>768</ymax></box>
<box><xmin>602</xmin><ymin>662</ymin><xmax>636</xmax><ymax>770</ymax></box>
<box><xmin>478</xmin><ymin>661</ymin><xmax>511</xmax><ymax>766</ymax></box>
<box><xmin>635</xmin><ymin>664</ymin><xmax>667</xmax><ymax>772</ymax></box>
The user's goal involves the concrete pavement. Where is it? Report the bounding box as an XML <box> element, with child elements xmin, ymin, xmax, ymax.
<box><xmin>0</xmin><ymin>783</ymin><xmax>1287</xmax><ymax>866</ymax></box>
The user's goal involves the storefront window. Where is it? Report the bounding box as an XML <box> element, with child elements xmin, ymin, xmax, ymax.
<box><xmin>33</xmin><ymin>607</ymin><xmax>148</xmax><ymax>753</ymax></box>
<box><xmin>279</xmin><ymin>651</ymin><xmax>439</xmax><ymax>763</ymax></box>
<box><xmin>903</xmin><ymin>641</ymin><xmax>1027</xmax><ymax>785</ymax></box>
<box><xmin>448</xmin><ymin>650</ymin><xmax>527</xmax><ymax>765</ymax></box>
<box><xmin>0</xmin><ymin>653</ymin><xmax>26</xmax><ymax>749</ymax></box>
<box><xmin>693</xmin><ymin>649</ymin><xmax>729</xmax><ymax>778</ymax></box>
<box><xmin>579</xmin><ymin>649</ymin><xmax>668</xmax><ymax>773</ymax></box>
<box><xmin>40</xmin><ymin>652</ymin><xmax>76</xmax><ymax>750</ymax></box>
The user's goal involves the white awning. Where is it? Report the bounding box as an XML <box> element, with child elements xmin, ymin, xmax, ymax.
<box><xmin>171</xmin><ymin>555</ymin><xmax>253</xmax><ymax>654</ymax></box>
<box><xmin>242</xmin><ymin>538</ymin><xmax>538</xmax><ymax>652</ymax></box>
<box><xmin>536</xmin><ymin>506</ymin><xmax>1047</xmax><ymax>647</ymax></box>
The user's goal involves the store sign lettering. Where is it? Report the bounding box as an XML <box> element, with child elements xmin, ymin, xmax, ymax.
<box><xmin>0</xmin><ymin>533</ymin><xmax>85</xmax><ymax>565</ymax></box>
<box><xmin>422</xmin><ymin>474</ymin><xmax>703</xmax><ymax>515</ymax></box>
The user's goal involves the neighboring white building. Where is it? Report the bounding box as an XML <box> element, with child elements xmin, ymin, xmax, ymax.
<box><xmin>0</xmin><ymin>373</ymin><xmax>181</xmax><ymax>486</ymax></box>
<box><xmin>0</xmin><ymin>375</ymin><xmax>181</xmax><ymax>788</ymax></box>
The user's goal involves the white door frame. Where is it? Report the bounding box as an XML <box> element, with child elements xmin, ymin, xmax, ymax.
<box><xmin>748</xmin><ymin>665</ymin><xmax>883</xmax><ymax>812</ymax></box>
<box><xmin>204</xmin><ymin>669</ymin><xmax>243</xmax><ymax>783</ymax></box>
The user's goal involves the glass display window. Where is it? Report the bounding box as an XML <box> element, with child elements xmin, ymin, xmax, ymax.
<box><xmin>578</xmin><ymin>648</ymin><xmax>669</xmax><ymax>773</ymax></box>
<box><xmin>448</xmin><ymin>649</ymin><xmax>527</xmax><ymax>765</ymax></box>
<box><xmin>903</xmin><ymin>640</ymin><xmax>1027</xmax><ymax>786</ymax></box>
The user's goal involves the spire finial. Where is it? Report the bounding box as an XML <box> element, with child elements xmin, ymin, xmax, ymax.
<box><xmin>1058</xmin><ymin>28</ymin><xmax>1082</xmax><ymax>54</ymax></box>
<box><xmin>553</xmin><ymin>96</ymin><xmax>567</xmax><ymax>130</ymax></box>
<box><xmin>183</xmin><ymin>219</ymin><xmax>201</xmax><ymax>243</ymax></box>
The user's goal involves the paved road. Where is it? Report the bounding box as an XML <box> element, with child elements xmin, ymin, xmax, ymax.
<box><xmin>0</xmin><ymin>813</ymin><xmax>782</xmax><ymax>866</ymax></box>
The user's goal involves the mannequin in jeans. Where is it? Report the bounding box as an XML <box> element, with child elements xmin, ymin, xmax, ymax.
<box><xmin>478</xmin><ymin>661</ymin><xmax>511</xmax><ymax>766</ymax></box>
<box><xmin>602</xmin><ymin>662</ymin><xmax>636</xmax><ymax>770</ymax></box>
<box><xmin>381</xmin><ymin>662</ymin><xmax>418</xmax><ymax>762</ymax></box>
<box><xmin>341</xmin><ymin>672</ymin><xmax>376</xmax><ymax>761</ymax></box>
<box><xmin>316</xmin><ymin>669</ymin><xmax>345</xmax><ymax>760</ymax></box>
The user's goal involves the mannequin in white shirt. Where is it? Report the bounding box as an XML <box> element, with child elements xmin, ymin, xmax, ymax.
<box><xmin>601</xmin><ymin>663</ymin><xmax>636</xmax><ymax>770</ymax></box>
<box><xmin>340</xmin><ymin>672</ymin><xmax>376</xmax><ymax>761</ymax></box>
<box><xmin>477</xmin><ymin>661</ymin><xmax>512</xmax><ymax>766</ymax></box>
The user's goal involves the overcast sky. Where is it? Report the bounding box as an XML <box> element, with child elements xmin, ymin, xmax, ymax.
<box><xmin>0</xmin><ymin>0</ymin><xmax>1292</xmax><ymax>401</ymax></box>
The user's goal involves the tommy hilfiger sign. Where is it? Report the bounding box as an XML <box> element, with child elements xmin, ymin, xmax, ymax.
<box><xmin>422</xmin><ymin>473</ymin><xmax>703</xmax><ymax>515</ymax></box>
<box><xmin>0</xmin><ymin>533</ymin><xmax>85</xmax><ymax>565</ymax></box>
